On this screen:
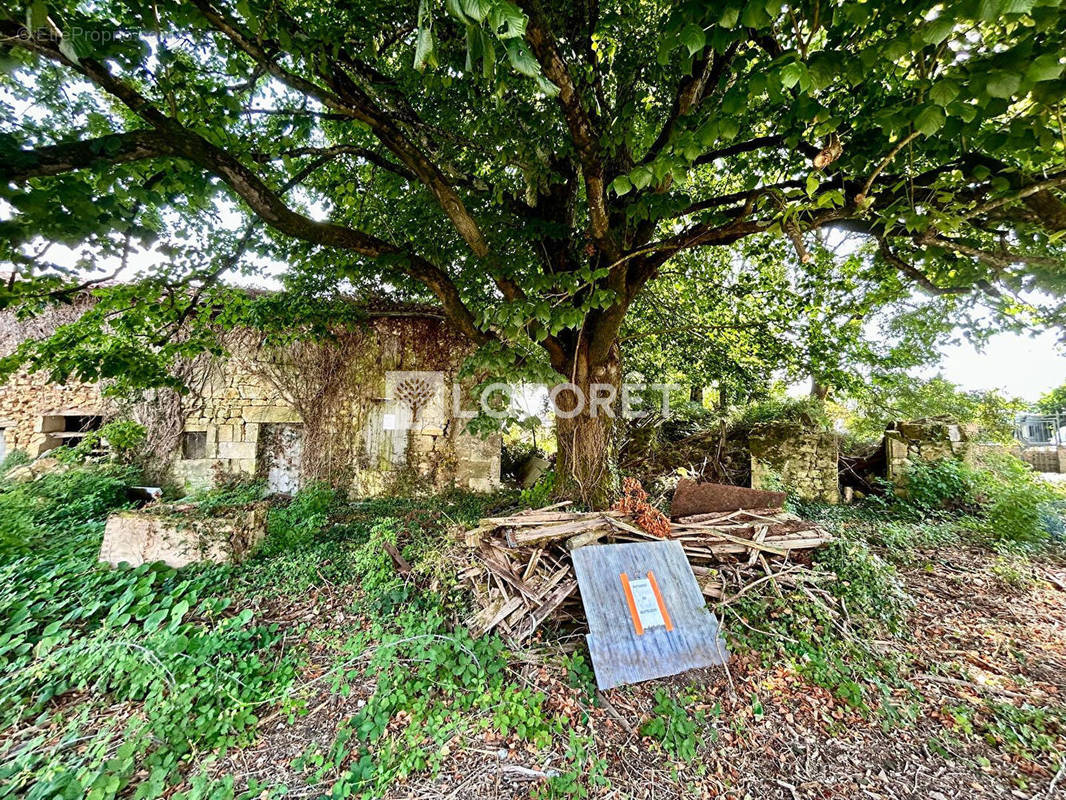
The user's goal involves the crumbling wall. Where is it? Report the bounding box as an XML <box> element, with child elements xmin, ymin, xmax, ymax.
<box><xmin>0</xmin><ymin>302</ymin><xmax>104</xmax><ymax>457</ymax></box>
<box><xmin>0</xmin><ymin>304</ymin><xmax>500</xmax><ymax>494</ymax></box>
<box><xmin>173</xmin><ymin>315</ymin><xmax>500</xmax><ymax>494</ymax></box>
<box><xmin>748</xmin><ymin>422</ymin><xmax>840</xmax><ymax>503</ymax></box>
<box><xmin>100</xmin><ymin>502</ymin><xmax>268</xmax><ymax>567</ymax></box>
<box><xmin>1019</xmin><ymin>446</ymin><xmax>1065</xmax><ymax>474</ymax></box>
<box><xmin>884</xmin><ymin>418</ymin><xmax>974</xmax><ymax>488</ymax></box>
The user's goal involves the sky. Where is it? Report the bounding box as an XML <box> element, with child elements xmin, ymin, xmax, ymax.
<box><xmin>935</xmin><ymin>329</ymin><xmax>1066</xmax><ymax>403</ymax></box>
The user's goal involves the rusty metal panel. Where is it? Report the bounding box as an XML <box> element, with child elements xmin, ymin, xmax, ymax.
<box><xmin>670</xmin><ymin>479</ymin><xmax>785</xmax><ymax>518</ymax></box>
<box><xmin>571</xmin><ymin>540</ymin><xmax>728</xmax><ymax>690</ymax></box>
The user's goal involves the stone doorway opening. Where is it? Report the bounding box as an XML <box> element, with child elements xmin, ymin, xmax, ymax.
<box><xmin>258</xmin><ymin>423</ymin><xmax>304</xmax><ymax>495</ymax></box>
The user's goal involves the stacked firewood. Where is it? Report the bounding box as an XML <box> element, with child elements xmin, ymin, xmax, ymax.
<box><xmin>460</xmin><ymin>500</ymin><xmax>832</xmax><ymax>643</ymax></box>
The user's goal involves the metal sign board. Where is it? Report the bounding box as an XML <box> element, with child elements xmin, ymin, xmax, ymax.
<box><xmin>571</xmin><ymin>540</ymin><xmax>728</xmax><ymax>690</ymax></box>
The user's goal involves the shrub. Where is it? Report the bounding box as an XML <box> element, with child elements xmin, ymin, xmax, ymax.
<box><xmin>972</xmin><ymin>454</ymin><xmax>1061</xmax><ymax>545</ymax></box>
<box><xmin>733</xmin><ymin>395</ymin><xmax>831</xmax><ymax>432</ymax></box>
<box><xmin>519</xmin><ymin>469</ymin><xmax>555</xmax><ymax>508</ymax></box>
<box><xmin>98</xmin><ymin>419</ymin><xmax>147</xmax><ymax>463</ymax></box>
<box><xmin>815</xmin><ymin>536</ymin><xmax>911</xmax><ymax>628</ymax></box>
<box><xmin>0</xmin><ymin>448</ymin><xmax>30</xmax><ymax>475</ymax></box>
<box><xmin>0</xmin><ymin>465</ymin><xmax>136</xmax><ymax>556</ymax></box>
<box><xmin>900</xmin><ymin>454</ymin><xmax>1064</xmax><ymax>544</ymax></box>
<box><xmin>0</xmin><ymin>463</ymin><xmax>299</xmax><ymax>799</ymax></box>
<box><xmin>193</xmin><ymin>475</ymin><xmax>266</xmax><ymax>515</ymax></box>
<box><xmin>903</xmin><ymin>458</ymin><xmax>979</xmax><ymax>514</ymax></box>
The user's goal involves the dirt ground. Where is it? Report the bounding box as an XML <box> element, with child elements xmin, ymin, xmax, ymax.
<box><xmin>205</xmin><ymin>544</ymin><xmax>1066</xmax><ymax>799</ymax></box>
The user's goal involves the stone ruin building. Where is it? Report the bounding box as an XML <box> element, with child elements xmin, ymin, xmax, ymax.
<box><xmin>0</xmin><ymin>297</ymin><xmax>500</xmax><ymax>495</ymax></box>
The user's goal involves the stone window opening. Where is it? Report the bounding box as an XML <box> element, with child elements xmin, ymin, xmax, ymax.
<box><xmin>39</xmin><ymin>411</ymin><xmax>103</xmax><ymax>453</ymax></box>
<box><xmin>182</xmin><ymin>431</ymin><xmax>207</xmax><ymax>459</ymax></box>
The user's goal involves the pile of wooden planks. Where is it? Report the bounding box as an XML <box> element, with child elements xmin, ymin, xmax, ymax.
<box><xmin>460</xmin><ymin>501</ymin><xmax>832</xmax><ymax>642</ymax></box>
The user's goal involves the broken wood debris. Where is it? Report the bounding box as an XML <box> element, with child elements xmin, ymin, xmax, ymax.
<box><xmin>460</xmin><ymin>502</ymin><xmax>832</xmax><ymax>643</ymax></box>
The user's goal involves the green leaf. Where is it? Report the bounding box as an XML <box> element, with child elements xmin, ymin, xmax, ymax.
<box><xmin>461</xmin><ymin>0</ymin><xmax>491</xmax><ymax>22</ymax></box>
<box><xmin>630</xmin><ymin>166</ymin><xmax>653</xmax><ymax>190</ymax></box>
<box><xmin>986</xmin><ymin>71</ymin><xmax>1021</xmax><ymax>99</ymax></box>
<box><xmin>929</xmin><ymin>79</ymin><xmax>959</xmax><ymax>107</ymax></box>
<box><xmin>235</xmin><ymin>0</ymin><xmax>254</xmax><ymax>23</ymax></box>
<box><xmin>718</xmin><ymin>118</ymin><xmax>739</xmax><ymax>140</ymax></box>
<box><xmin>920</xmin><ymin>18</ymin><xmax>954</xmax><ymax>46</ymax></box>
<box><xmin>780</xmin><ymin>62</ymin><xmax>805</xmax><ymax>90</ymax></box>
<box><xmin>482</xmin><ymin>33</ymin><xmax>496</xmax><ymax>80</ymax></box>
<box><xmin>505</xmin><ymin>40</ymin><xmax>539</xmax><ymax>77</ymax></box>
<box><xmin>680</xmin><ymin>23</ymin><xmax>706</xmax><ymax>57</ymax></box>
<box><xmin>489</xmin><ymin>2</ymin><xmax>526</xmax><ymax>38</ymax></box>
<box><xmin>610</xmin><ymin>175</ymin><xmax>633</xmax><ymax>196</ymax></box>
<box><xmin>28</xmin><ymin>0</ymin><xmax>48</xmax><ymax>31</ymax></box>
<box><xmin>914</xmin><ymin>104</ymin><xmax>945</xmax><ymax>136</ymax></box>
<box><xmin>413</xmin><ymin>0</ymin><xmax>437</xmax><ymax>71</ymax></box>
<box><xmin>719</xmin><ymin>7</ymin><xmax>740</xmax><ymax>28</ymax></box>
<box><xmin>1027</xmin><ymin>54</ymin><xmax>1062</xmax><ymax>83</ymax></box>
<box><xmin>806</xmin><ymin>173</ymin><xmax>820</xmax><ymax>197</ymax></box>
<box><xmin>170</xmin><ymin>600</ymin><xmax>190</xmax><ymax>625</ymax></box>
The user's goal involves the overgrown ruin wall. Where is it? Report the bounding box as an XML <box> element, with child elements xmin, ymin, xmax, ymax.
<box><xmin>0</xmin><ymin>304</ymin><xmax>500</xmax><ymax>494</ymax></box>
<box><xmin>173</xmin><ymin>315</ymin><xmax>500</xmax><ymax>494</ymax></box>
<box><xmin>0</xmin><ymin>301</ymin><xmax>104</xmax><ymax>458</ymax></box>
<box><xmin>884</xmin><ymin>418</ymin><xmax>974</xmax><ymax>489</ymax></box>
<box><xmin>748</xmin><ymin>423</ymin><xmax>840</xmax><ymax>504</ymax></box>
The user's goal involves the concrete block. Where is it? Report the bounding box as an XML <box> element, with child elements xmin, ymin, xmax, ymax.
<box><xmin>100</xmin><ymin>504</ymin><xmax>268</xmax><ymax>568</ymax></box>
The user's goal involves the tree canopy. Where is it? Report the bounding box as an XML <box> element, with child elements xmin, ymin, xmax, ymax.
<box><xmin>1</xmin><ymin>0</ymin><xmax>1064</xmax><ymax>500</ymax></box>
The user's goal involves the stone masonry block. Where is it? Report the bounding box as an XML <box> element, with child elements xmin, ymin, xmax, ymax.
<box><xmin>217</xmin><ymin>440</ymin><xmax>258</xmax><ymax>460</ymax></box>
<box><xmin>243</xmin><ymin>405</ymin><xmax>302</xmax><ymax>424</ymax></box>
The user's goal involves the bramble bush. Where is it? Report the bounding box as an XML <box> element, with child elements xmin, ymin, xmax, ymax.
<box><xmin>900</xmin><ymin>455</ymin><xmax>1063</xmax><ymax>544</ymax></box>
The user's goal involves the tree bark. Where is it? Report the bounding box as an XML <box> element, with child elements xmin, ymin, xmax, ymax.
<box><xmin>810</xmin><ymin>377</ymin><xmax>830</xmax><ymax>401</ymax></box>
<box><xmin>552</xmin><ymin>337</ymin><xmax>621</xmax><ymax>509</ymax></box>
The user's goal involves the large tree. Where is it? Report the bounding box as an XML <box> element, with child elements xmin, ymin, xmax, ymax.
<box><xmin>1</xmin><ymin>0</ymin><xmax>1064</xmax><ymax>504</ymax></box>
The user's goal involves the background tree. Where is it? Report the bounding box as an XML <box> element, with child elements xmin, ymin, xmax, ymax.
<box><xmin>1036</xmin><ymin>383</ymin><xmax>1066</xmax><ymax>418</ymax></box>
<box><xmin>1</xmin><ymin>0</ymin><xmax>1064</xmax><ymax>504</ymax></box>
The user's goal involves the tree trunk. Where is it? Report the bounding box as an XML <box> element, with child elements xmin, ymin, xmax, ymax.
<box><xmin>552</xmin><ymin>339</ymin><xmax>621</xmax><ymax>509</ymax></box>
<box><xmin>810</xmin><ymin>377</ymin><xmax>830</xmax><ymax>401</ymax></box>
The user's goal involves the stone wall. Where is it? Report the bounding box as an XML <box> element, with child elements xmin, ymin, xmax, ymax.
<box><xmin>0</xmin><ymin>302</ymin><xmax>104</xmax><ymax>458</ymax></box>
<box><xmin>100</xmin><ymin>503</ymin><xmax>269</xmax><ymax>568</ymax></box>
<box><xmin>884</xmin><ymin>418</ymin><xmax>973</xmax><ymax>489</ymax></box>
<box><xmin>0</xmin><ymin>304</ymin><xmax>500</xmax><ymax>494</ymax></box>
<box><xmin>1019</xmin><ymin>445</ymin><xmax>1066</xmax><ymax>474</ymax></box>
<box><xmin>748</xmin><ymin>422</ymin><xmax>840</xmax><ymax>503</ymax></box>
<box><xmin>172</xmin><ymin>316</ymin><xmax>501</xmax><ymax>494</ymax></box>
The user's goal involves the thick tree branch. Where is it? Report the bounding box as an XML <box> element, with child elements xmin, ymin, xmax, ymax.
<box><xmin>642</xmin><ymin>41</ymin><xmax>740</xmax><ymax>167</ymax></box>
<box><xmin>2</xmin><ymin>23</ymin><xmax>488</xmax><ymax>345</ymax></box>
<box><xmin>518</xmin><ymin>0</ymin><xmax>614</xmax><ymax>256</ymax></box>
<box><xmin>877</xmin><ymin>242</ymin><xmax>972</xmax><ymax>296</ymax></box>
<box><xmin>0</xmin><ymin>130</ymin><xmax>172</xmax><ymax>181</ymax></box>
<box><xmin>187</xmin><ymin>0</ymin><xmax>493</xmax><ymax>260</ymax></box>
<box><xmin>693</xmin><ymin>134</ymin><xmax>821</xmax><ymax>167</ymax></box>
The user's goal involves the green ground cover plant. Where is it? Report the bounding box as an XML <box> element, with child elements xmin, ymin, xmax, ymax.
<box><xmin>1</xmin><ymin>457</ymin><xmax>1062</xmax><ymax>798</ymax></box>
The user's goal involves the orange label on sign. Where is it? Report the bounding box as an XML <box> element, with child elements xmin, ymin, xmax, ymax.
<box><xmin>620</xmin><ymin>571</ymin><xmax>673</xmax><ymax>635</ymax></box>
